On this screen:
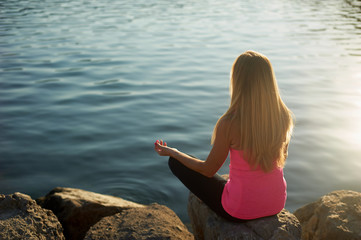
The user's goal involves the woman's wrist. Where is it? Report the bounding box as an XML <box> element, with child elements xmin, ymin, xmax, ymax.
<box><xmin>167</xmin><ymin>147</ymin><xmax>179</xmax><ymax>158</ymax></box>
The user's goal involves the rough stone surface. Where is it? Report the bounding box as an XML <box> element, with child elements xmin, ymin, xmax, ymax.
<box><xmin>0</xmin><ymin>192</ymin><xmax>65</xmax><ymax>240</ymax></box>
<box><xmin>294</xmin><ymin>190</ymin><xmax>361</xmax><ymax>240</ymax></box>
<box><xmin>84</xmin><ymin>203</ymin><xmax>193</xmax><ymax>240</ymax></box>
<box><xmin>188</xmin><ymin>192</ymin><xmax>301</xmax><ymax>240</ymax></box>
<box><xmin>37</xmin><ymin>187</ymin><xmax>144</xmax><ymax>240</ymax></box>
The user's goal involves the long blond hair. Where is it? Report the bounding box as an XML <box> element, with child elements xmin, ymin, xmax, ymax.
<box><xmin>212</xmin><ymin>51</ymin><xmax>294</xmax><ymax>172</ymax></box>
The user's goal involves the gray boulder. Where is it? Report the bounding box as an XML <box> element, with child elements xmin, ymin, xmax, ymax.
<box><xmin>188</xmin><ymin>192</ymin><xmax>301</xmax><ymax>240</ymax></box>
<box><xmin>0</xmin><ymin>192</ymin><xmax>65</xmax><ymax>240</ymax></box>
<box><xmin>37</xmin><ymin>187</ymin><xmax>144</xmax><ymax>240</ymax></box>
<box><xmin>294</xmin><ymin>190</ymin><xmax>361</xmax><ymax>240</ymax></box>
<box><xmin>85</xmin><ymin>203</ymin><xmax>193</xmax><ymax>240</ymax></box>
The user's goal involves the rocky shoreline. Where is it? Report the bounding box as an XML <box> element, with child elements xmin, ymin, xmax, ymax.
<box><xmin>1</xmin><ymin>187</ymin><xmax>360</xmax><ymax>240</ymax></box>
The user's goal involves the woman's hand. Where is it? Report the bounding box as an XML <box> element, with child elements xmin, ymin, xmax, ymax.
<box><xmin>154</xmin><ymin>139</ymin><xmax>176</xmax><ymax>156</ymax></box>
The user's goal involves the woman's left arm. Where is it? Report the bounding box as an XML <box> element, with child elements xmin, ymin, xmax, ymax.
<box><xmin>154</xmin><ymin>119</ymin><xmax>230</xmax><ymax>177</ymax></box>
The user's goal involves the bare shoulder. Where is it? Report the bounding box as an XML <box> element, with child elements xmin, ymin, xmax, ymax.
<box><xmin>222</xmin><ymin>117</ymin><xmax>241</xmax><ymax>149</ymax></box>
<box><xmin>214</xmin><ymin>117</ymin><xmax>236</xmax><ymax>147</ymax></box>
<box><xmin>218</xmin><ymin>115</ymin><xmax>233</xmax><ymax>128</ymax></box>
<box><xmin>215</xmin><ymin>117</ymin><xmax>232</xmax><ymax>137</ymax></box>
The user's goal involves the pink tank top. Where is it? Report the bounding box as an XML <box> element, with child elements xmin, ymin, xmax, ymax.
<box><xmin>221</xmin><ymin>148</ymin><xmax>287</xmax><ymax>219</ymax></box>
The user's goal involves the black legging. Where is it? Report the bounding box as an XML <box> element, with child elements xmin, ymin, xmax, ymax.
<box><xmin>168</xmin><ymin>157</ymin><xmax>245</xmax><ymax>222</ymax></box>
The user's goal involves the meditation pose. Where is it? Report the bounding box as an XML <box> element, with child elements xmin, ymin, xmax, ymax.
<box><xmin>154</xmin><ymin>50</ymin><xmax>294</xmax><ymax>221</ymax></box>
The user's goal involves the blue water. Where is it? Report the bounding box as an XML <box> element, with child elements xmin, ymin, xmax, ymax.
<box><xmin>1</xmin><ymin>0</ymin><xmax>361</xmax><ymax>222</ymax></box>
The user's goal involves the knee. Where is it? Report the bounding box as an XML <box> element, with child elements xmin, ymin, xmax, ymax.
<box><xmin>168</xmin><ymin>157</ymin><xmax>178</xmax><ymax>173</ymax></box>
<box><xmin>168</xmin><ymin>154</ymin><xmax>196</xmax><ymax>174</ymax></box>
<box><xmin>168</xmin><ymin>157</ymin><xmax>186</xmax><ymax>177</ymax></box>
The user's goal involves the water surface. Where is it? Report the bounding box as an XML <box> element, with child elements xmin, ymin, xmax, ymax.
<box><xmin>1</xmin><ymin>0</ymin><xmax>361</xmax><ymax>222</ymax></box>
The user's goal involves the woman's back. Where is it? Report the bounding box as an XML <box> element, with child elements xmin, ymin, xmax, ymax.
<box><xmin>221</xmin><ymin>148</ymin><xmax>287</xmax><ymax>219</ymax></box>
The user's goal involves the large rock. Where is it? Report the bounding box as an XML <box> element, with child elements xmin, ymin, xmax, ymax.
<box><xmin>294</xmin><ymin>190</ymin><xmax>361</xmax><ymax>240</ymax></box>
<box><xmin>85</xmin><ymin>203</ymin><xmax>193</xmax><ymax>240</ymax></box>
<box><xmin>37</xmin><ymin>187</ymin><xmax>144</xmax><ymax>240</ymax></box>
<box><xmin>0</xmin><ymin>192</ymin><xmax>65</xmax><ymax>240</ymax></box>
<box><xmin>188</xmin><ymin>192</ymin><xmax>301</xmax><ymax>240</ymax></box>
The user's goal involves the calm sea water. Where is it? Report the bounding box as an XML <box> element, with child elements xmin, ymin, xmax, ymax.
<box><xmin>1</xmin><ymin>0</ymin><xmax>361</xmax><ymax>222</ymax></box>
